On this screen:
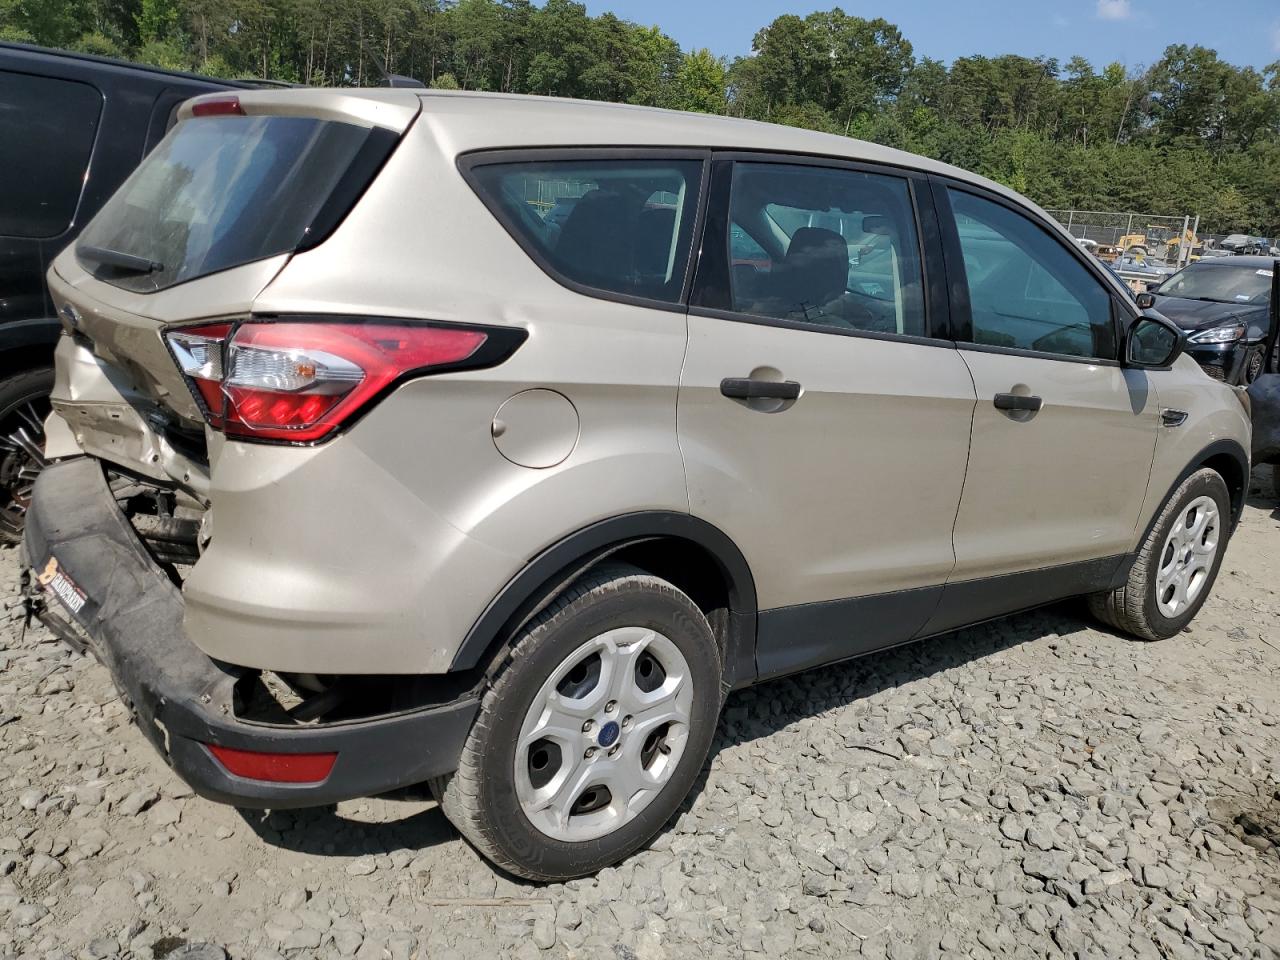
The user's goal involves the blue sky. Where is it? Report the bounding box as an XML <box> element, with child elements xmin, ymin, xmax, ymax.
<box><xmin>578</xmin><ymin>1</ymin><xmax>1280</xmax><ymax>71</ymax></box>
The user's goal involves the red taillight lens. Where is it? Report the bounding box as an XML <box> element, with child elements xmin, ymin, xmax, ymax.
<box><xmin>206</xmin><ymin>744</ymin><xmax>337</xmax><ymax>783</ymax></box>
<box><xmin>166</xmin><ymin>320</ymin><xmax>490</xmax><ymax>442</ymax></box>
<box><xmin>191</xmin><ymin>95</ymin><xmax>244</xmax><ymax>117</ymax></box>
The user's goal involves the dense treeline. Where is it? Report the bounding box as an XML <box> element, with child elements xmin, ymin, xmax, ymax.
<box><xmin>4</xmin><ymin>0</ymin><xmax>1280</xmax><ymax>233</ymax></box>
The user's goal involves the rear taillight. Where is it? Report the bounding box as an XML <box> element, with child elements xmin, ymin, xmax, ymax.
<box><xmin>166</xmin><ymin>319</ymin><xmax>497</xmax><ymax>443</ymax></box>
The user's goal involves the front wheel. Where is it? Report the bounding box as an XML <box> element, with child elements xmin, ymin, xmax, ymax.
<box><xmin>434</xmin><ymin>564</ymin><xmax>722</xmax><ymax>881</ymax></box>
<box><xmin>1088</xmin><ymin>468</ymin><xmax>1230</xmax><ymax>641</ymax></box>
<box><xmin>1243</xmin><ymin>347</ymin><xmax>1265</xmax><ymax>384</ymax></box>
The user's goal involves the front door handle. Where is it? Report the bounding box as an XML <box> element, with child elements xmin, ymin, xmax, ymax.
<box><xmin>720</xmin><ymin>378</ymin><xmax>802</xmax><ymax>401</ymax></box>
<box><xmin>993</xmin><ymin>392</ymin><xmax>1043</xmax><ymax>412</ymax></box>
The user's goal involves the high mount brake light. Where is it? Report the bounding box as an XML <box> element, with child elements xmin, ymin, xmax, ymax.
<box><xmin>191</xmin><ymin>95</ymin><xmax>245</xmax><ymax>117</ymax></box>
<box><xmin>166</xmin><ymin>320</ymin><xmax>490</xmax><ymax>442</ymax></box>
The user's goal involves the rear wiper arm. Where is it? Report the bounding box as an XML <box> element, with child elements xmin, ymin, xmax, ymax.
<box><xmin>78</xmin><ymin>245</ymin><xmax>164</xmax><ymax>275</ymax></box>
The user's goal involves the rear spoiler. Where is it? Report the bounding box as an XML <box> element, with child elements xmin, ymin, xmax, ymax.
<box><xmin>180</xmin><ymin>88</ymin><xmax>422</xmax><ymax>133</ymax></box>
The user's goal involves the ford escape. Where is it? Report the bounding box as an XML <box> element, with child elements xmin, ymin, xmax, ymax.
<box><xmin>25</xmin><ymin>89</ymin><xmax>1251</xmax><ymax>881</ymax></box>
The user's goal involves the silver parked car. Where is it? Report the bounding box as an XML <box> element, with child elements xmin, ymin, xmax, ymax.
<box><xmin>28</xmin><ymin>89</ymin><xmax>1251</xmax><ymax>881</ymax></box>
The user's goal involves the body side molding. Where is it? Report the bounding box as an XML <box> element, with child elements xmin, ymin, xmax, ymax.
<box><xmin>756</xmin><ymin>555</ymin><xmax>1128</xmax><ymax>684</ymax></box>
<box><xmin>755</xmin><ymin>585</ymin><xmax>943</xmax><ymax>681</ymax></box>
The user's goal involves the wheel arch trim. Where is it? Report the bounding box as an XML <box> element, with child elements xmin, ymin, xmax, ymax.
<box><xmin>448</xmin><ymin>512</ymin><xmax>758</xmax><ymax>675</ymax></box>
<box><xmin>1188</xmin><ymin>438</ymin><xmax>1250</xmax><ymax>527</ymax></box>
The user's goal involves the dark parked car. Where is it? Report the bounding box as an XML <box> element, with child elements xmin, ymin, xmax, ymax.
<box><xmin>1137</xmin><ymin>256</ymin><xmax>1275</xmax><ymax>384</ymax></box>
<box><xmin>0</xmin><ymin>43</ymin><xmax>247</xmax><ymax>539</ymax></box>
<box><xmin>1246</xmin><ymin>268</ymin><xmax>1280</xmax><ymax>498</ymax></box>
<box><xmin>1220</xmin><ymin>234</ymin><xmax>1266</xmax><ymax>255</ymax></box>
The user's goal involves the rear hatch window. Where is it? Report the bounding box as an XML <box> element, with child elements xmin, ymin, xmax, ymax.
<box><xmin>76</xmin><ymin>114</ymin><xmax>393</xmax><ymax>293</ymax></box>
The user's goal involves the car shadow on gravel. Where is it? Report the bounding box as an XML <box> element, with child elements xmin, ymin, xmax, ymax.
<box><xmin>675</xmin><ymin>601</ymin><xmax>1098</xmax><ymax>818</ymax></box>
<box><xmin>1246</xmin><ymin>465</ymin><xmax>1280</xmax><ymax>517</ymax></box>
<box><xmin>239</xmin><ymin>601</ymin><xmax>1093</xmax><ymax>869</ymax></box>
<box><xmin>723</xmin><ymin>602</ymin><xmax>1086</xmax><ymax>741</ymax></box>
<box><xmin>237</xmin><ymin>793</ymin><xmax>456</xmax><ymax>857</ymax></box>
<box><xmin>1244</xmin><ymin>491</ymin><xmax>1279</xmax><ymax>515</ymax></box>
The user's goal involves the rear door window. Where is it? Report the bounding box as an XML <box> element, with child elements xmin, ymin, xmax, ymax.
<box><xmin>76</xmin><ymin>114</ymin><xmax>386</xmax><ymax>293</ymax></box>
<box><xmin>465</xmin><ymin>157</ymin><xmax>704</xmax><ymax>305</ymax></box>
<box><xmin>725</xmin><ymin>162</ymin><xmax>926</xmax><ymax>337</ymax></box>
<box><xmin>0</xmin><ymin>70</ymin><xmax>102</xmax><ymax>239</ymax></box>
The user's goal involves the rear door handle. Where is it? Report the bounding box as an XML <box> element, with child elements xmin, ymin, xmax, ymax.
<box><xmin>993</xmin><ymin>393</ymin><xmax>1043</xmax><ymax>412</ymax></box>
<box><xmin>720</xmin><ymin>378</ymin><xmax>802</xmax><ymax>401</ymax></box>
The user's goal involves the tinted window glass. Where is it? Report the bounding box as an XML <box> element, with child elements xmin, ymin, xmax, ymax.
<box><xmin>1156</xmin><ymin>262</ymin><xmax>1272</xmax><ymax>305</ymax></box>
<box><xmin>949</xmin><ymin>190</ymin><xmax>1115</xmax><ymax>360</ymax></box>
<box><xmin>730</xmin><ymin>223</ymin><xmax>768</xmax><ymax>263</ymax></box>
<box><xmin>468</xmin><ymin>159</ymin><xmax>703</xmax><ymax>303</ymax></box>
<box><xmin>0</xmin><ymin>71</ymin><xmax>102</xmax><ymax>238</ymax></box>
<box><xmin>77</xmin><ymin>115</ymin><xmax>375</xmax><ymax>293</ymax></box>
<box><xmin>725</xmin><ymin>163</ymin><xmax>925</xmax><ymax>337</ymax></box>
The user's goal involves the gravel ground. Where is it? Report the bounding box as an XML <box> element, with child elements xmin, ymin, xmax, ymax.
<box><xmin>2</xmin><ymin>470</ymin><xmax>1279</xmax><ymax>960</ymax></box>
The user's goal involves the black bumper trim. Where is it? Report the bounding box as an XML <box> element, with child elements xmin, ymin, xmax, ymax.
<box><xmin>24</xmin><ymin>457</ymin><xmax>478</xmax><ymax>809</ymax></box>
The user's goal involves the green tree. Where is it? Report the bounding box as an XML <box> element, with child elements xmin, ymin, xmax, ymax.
<box><xmin>14</xmin><ymin>1</ymin><xmax>1280</xmax><ymax>234</ymax></box>
<box><xmin>671</xmin><ymin>48</ymin><xmax>725</xmax><ymax>114</ymax></box>
<box><xmin>136</xmin><ymin>0</ymin><xmax>179</xmax><ymax>44</ymax></box>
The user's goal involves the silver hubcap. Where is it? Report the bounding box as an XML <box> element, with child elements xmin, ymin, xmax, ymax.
<box><xmin>1156</xmin><ymin>495</ymin><xmax>1220</xmax><ymax>618</ymax></box>
<box><xmin>515</xmin><ymin>627</ymin><xmax>693</xmax><ymax>842</ymax></box>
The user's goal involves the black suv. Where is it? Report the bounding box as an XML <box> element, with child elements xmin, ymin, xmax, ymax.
<box><xmin>0</xmin><ymin>43</ymin><xmax>247</xmax><ymax>539</ymax></box>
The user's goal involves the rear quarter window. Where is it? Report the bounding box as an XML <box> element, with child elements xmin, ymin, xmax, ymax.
<box><xmin>0</xmin><ymin>70</ymin><xmax>102</xmax><ymax>239</ymax></box>
<box><xmin>465</xmin><ymin>157</ymin><xmax>704</xmax><ymax>305</ymax></box>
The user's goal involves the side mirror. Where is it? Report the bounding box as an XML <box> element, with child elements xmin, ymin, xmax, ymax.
<box><xmin>1135</xmin><ymin>292</ymin><xmax>1156</xmax><ymax>309</ymax></box>
<box><xmin>1125</xmin><ymin>315</ymin><xmax>1184</xmax><ymax>368</ymax></box>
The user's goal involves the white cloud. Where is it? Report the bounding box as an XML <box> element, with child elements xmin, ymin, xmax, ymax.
<box><xmin>1096</xmin><ymin>0</ymin><xmax>1132</xmax><ymax>20</ymax></box>
<box><xmin>1052</xmin><ymin>14</ymin><xmax>1069</xmax><ymax>27</ymax></box>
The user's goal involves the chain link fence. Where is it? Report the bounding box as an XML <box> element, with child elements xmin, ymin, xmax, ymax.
<box><xmin>507</xmin><ymin>175</ymin><xmax>680</xmax><ymax>213</ymax></box>
<box><xmin>1045</xmin><ymin>209</ymin><xmax>1201</xmax><ymax>267</ymax></box>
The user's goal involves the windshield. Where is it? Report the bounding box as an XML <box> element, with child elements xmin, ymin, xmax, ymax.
<box><xmin>77</xmin><ymin>115</ymin><xmax>378</xmax><ymax>293</ymax></box>
<box><xmin>1157</xmin><ymin>263</ymin><xmax>1273</xmax><ymax>305</ymax></box>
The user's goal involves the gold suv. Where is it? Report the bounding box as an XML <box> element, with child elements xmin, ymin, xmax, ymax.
<box><xmin>27</xmin><ymin>88</ymin><xmax>1250</xmax><ymax>880</ymax></box>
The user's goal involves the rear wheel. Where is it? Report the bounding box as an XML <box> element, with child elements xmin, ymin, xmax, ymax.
<box><xmin>433</xmin><ymin>564</ymin><xmax>721</xmax><ymax>881</ymax></box>
<box><xmin>0</xmin><ymin>367</ymin><xmax>52</xmax><ymax>543</ymax></box>
<box><xmin>1088</xmin><ymin>468</ymin><xmax>1230</xmax><ymax>641</ymax></box>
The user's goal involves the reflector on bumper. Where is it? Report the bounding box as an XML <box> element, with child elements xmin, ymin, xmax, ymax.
<box><xmin>206</xmin><ymin>744</ymin><xmax>337</xmax><ymax>783</ymax></box>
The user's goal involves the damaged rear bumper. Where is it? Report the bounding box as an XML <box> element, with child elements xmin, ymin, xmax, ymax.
<box><xmin>23</xmin><ymin>457</ymin><xmax>478</xmax><ymax>808</ymax></box>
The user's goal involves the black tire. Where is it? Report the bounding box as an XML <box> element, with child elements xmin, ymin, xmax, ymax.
<box><xmin>1088</xmin><ymin>468</ymin><xmax>1231</xmax><ymax>641</ymax></box>
<box><xmin>0</xmin><ymin>366</ymin><xmax>53</xmax><ymax>544</ymax></box>
<box><xmin>1244</xmin><ymin>347</ymin><xmax>1265</xmax><ymax>385</ymax></box>
<box><xmin>433</xmin><ymin>564</ymin><xmax>722</xmax><ymax>881</ymax></box>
